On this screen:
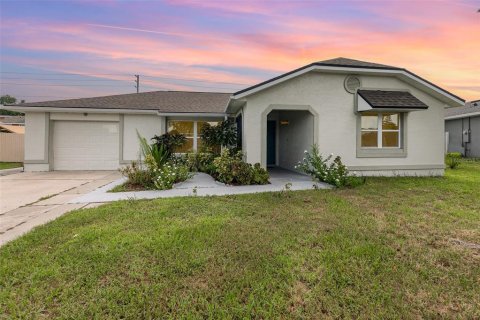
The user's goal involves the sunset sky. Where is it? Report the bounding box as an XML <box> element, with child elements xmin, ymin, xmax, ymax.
<box><xmin>0</xmin><ymin>0</ymin><xmax>479</xmax><ymax>103</ymax></box>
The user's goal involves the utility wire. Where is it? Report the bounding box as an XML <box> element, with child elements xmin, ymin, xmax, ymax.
<box><xmin>1</xmin><ymin>82</ymin><xmax>241</xmax><ymax>90</ymax></box>
<box><xmin>0</xmin><ymin>72</ymin><xmax>251</xmax><ymax>85</ymax></box>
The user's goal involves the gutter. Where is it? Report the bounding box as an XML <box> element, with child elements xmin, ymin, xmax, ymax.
<box><xmin>156</xmin><ymin>112</ymin><xmax>228</xmax><ymax>117</ymax></box>
<box><xmin>1</xmin><ymin>106</ymin><xmax>230</xmax><ymax>117</ymax></box>
<box><xmin>1</xmin><ymin>105</ymin><xmax>159</xmax><ymax>114</ymax></box>
<box><xmin>445</xmin><ymin>111</ymin><xmax>480</xmax><ymax>120</ymax></box>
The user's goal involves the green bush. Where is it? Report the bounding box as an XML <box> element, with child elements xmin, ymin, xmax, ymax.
<box><xmin>296</xmin><ymin>144</ymin><xmax>362</xmax><ymax>188</ymax></box>
<box><xmin>151</xmin><ymin>132</ymin><xmax>187</xmax><ymax>156</ymax></box>
<box><xmin>153</xmin><ymin>162</ymin><xmax>193</xmax><ymax>190</ymax></box>
<box><xmin>446</xmin><ymin>152</ymin><xmax>462</xmax><ymax>169</ymax></box>
<box><xmin>213</xmin><ymin>150</ymin><xmax>269</xmax><ymax>185</ymax></box>
<box><xmin>252</xmin><ymin>163</ymin><xmax>270</xmax><ymax>185</ymax></box>
<box><xmin>201</xmin><ymin>120</ymin><xmax>237</xmax><ymax>152</ymax></box>
<box><xmin>181</xmin><ymin>152</ymin><xmax>216</xmax><ymax>174</ymax></box>
<box><xmin>119</xmin><ymin>161</ymin><xmax>155</xmax><ymax>189</ymax></box>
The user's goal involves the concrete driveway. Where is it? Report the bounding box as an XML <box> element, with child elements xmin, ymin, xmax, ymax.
<box><xmin>0</xmin><ymin>170</ymin><xmax>121</xmax><ymax>246</ymax></box>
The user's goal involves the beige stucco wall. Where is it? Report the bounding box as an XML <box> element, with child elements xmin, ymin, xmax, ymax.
<box><xmin>24</xmin><ymin>112</ymin><xmax>49</xmax><ymax>168</ymax></box>
<box><xmin>23</xmin><ymin>111</ymin><xmax>165</xmax><ymax>171</ymax></box>
<box><xmin>242</xmin><ymin>71</ymin><xmax>449</xmax><ymax>176</ymax></box>
<box><xmin>122</xmin><ymin>114</ymin><xmax>165</xmax><ymax>161</ymax></box>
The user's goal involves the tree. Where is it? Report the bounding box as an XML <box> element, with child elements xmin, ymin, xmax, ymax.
<box><xmin>0</xmin><ymin>95</ymin><xmax>17</xmax><ymax>105</ymax></box>
<box><xmin>201</xmin><ymin>120</ymin><xmax>237</xmax><ymax>152</ymax></box>
<box><xmin>0</xmin><ymin>95</ymin><xmax>23</xmax><ymax>116</ymax></box>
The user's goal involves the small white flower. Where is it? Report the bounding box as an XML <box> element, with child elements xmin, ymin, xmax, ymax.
<box><xmin>304</xmin><ymin>150</ymin><xmax>308</xmax><ymax>153</ymax></box>
<box><xmin>330</xmin><ymin>153</ymin><xmax>334</xmax><ymax>156</ymax></box>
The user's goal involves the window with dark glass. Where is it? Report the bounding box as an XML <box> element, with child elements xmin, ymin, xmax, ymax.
<box><xmin>361</xmin><ymin>112</ymin><xmax>400</xmax><ymax>148</ymax></box>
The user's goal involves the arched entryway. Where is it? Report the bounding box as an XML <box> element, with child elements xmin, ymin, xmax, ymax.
<box><xmin>262</xmin><ymin>105</ymin><xmax>318</xmax><ymax>172</ymax></box>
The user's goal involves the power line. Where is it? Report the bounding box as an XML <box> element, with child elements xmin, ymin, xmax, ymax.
<box><xmin>0</xmin><ymin>83</ymin><xmax>133</xmax><ymax>87</ymax></box>
<box><xmin>141</xmin><ymin>75</ymin><xmax>248</xmax><ymax>86</ymax></box>
<box><xmin>1</xmin><ymin>82</ymin><xmax>242</xmax><ymax>90</ymax></box>
<box><xmin>0</xmin><ymin>77</ymin><xmax>131</xmax><ymax>81</ymax></box>
<box><xmin>0</xmin><ymin>71</ymin><xmax>129</xmax><ymax>76</ymax></box>
<box><xmin>0</xmin><ymin>72</ymin><xmax>251</xmax><ymax>85</ymax></box>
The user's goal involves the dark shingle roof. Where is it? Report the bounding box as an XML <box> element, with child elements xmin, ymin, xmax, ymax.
<box><xmin>357</xmin><ymin>90</ymin><xmax>429</xmax><ymax>109</ymax></box>
<box><xmin>0</xmin><ymin>115</ymin><xmax>25</xmax><ymax>124</ymax></box>
<box><xmin>15</xmin><ymin>91</ymin><xmax>231</xmax><ymax>113</ymax></box>
<box><xmin>233</xmin><ymin>57</ymin><xmax>463</xmax><ymax>104</ymax></box>
<box><xmin>445</xmin><ymin>100</ymin><xmax>480</xmax><ymax>119</ymax></box>
<box><xmin>316</xmin><ymin>57</ymin><xmax>399</xmax><ymax>69</ymax></box>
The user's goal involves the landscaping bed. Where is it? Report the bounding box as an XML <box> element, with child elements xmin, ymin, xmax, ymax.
<box><xmin>112</xmin><ymin>125</ymin><xmax>270</xmax><ymax>192</ymax></box>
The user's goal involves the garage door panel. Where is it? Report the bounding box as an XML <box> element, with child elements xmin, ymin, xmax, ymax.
<box><xmin>53</xmin><ymin>121</ymin><xmax>119</xmax><ymax>170</ymax></box>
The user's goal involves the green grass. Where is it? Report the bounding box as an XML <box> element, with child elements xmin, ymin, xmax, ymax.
<box><xmin>0</xmin><ymin>162</ymin><xmax>22</xmax><ymax>170</ymax></box>
<box><xmin>1</xmin><ymin>161</ymin><xmax>479</xmax><ymax>319</ymax></box>
<box><xmin>108</xmin><ymin>182</ymin><xmax>153</xmax><ymax>193</ymax></box>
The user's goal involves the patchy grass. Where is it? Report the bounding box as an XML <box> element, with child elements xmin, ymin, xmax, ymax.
<box><xmin>1</xmin><ymin>161</ymin><xmax>479</xmax><ymax>318</ymax></box>
<box><xmin>108</xmin><ymin>182</ymin><xmax>153</xmax><ymax>192</ymax></box>
<box><xmin>0</xmin><ymin>162</ymin><xmax>22</xmax><ymax>170</ymax></box>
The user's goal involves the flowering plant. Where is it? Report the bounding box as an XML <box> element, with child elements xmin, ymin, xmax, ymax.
<box><xmin>153</xmin><ymin>162</ymin><xmax>193</xmax><ymax>190</ymax></box>
<box><xmin>296</xmin><ymin>145</ymin><xmax>350</xmax><ymax>187</ymax></box>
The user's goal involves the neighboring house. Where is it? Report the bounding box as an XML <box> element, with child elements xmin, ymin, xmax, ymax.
<box><xmin>445</xmin><ymin>100</ymin><xmax>480</xmax><ymax>157</ymax></box>
<box><xmin>0</xmin><ymin>115</ymin><xmax>25</xmax><ymax>126</ymax></box>
<box><xmin>2</xmin><ymin>58</ymin><xmax>464</xmax><ymax>176</ymax></box>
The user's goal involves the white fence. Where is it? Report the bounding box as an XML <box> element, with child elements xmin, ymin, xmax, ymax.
<box><xmin>0</xmin><ymin>133</ymin><xmax>24</xmax><ymax>162</ymax></box>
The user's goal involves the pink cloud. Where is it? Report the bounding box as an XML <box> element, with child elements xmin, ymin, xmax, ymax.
<box><xmin>1</xmin><ymin>1</ymin><xmax>479</xmax><ymax>101</ymax></box>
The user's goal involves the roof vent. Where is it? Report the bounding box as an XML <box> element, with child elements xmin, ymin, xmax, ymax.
<box><xmin>344</xmin><ymin>75</ymin><xmax>361</xmax><ymax>94</ymax></box>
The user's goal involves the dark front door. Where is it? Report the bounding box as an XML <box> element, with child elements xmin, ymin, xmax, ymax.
<box><xmin>267</xmin><ymin>121</ymin><xmax>276</xmax><ymax>166</ymax></box>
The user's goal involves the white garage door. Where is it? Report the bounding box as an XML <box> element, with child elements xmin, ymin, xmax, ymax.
<box><xmin>53</xmin><ymin>121</ymin><xmax>119</xmax><ymax>170</ymax></box>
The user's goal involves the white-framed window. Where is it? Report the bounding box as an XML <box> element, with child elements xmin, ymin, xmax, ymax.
<box><xmin>360</xmin><ymin>112</ymin><xmax>401</xmax><ymax>148</ymax></box>
<box><xmin>167</xmin><ymin>120</ymin><xmax>219</xmax><ymax>152</ymax></box>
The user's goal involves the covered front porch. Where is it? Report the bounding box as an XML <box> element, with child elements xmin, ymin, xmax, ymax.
<box><xmin>265</xmin><ymin>108</ymin><xmax>317</xmax><ymax>172</ymax></box>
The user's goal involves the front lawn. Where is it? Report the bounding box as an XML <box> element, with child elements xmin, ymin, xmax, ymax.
<box><xmin>0</xmin><ymin>162</ymin><xmax>22</xmax><ymax>170</ymax></box>
<box><xmin>1</xmin><ymin>161</ymin><xmax>479</xmax><ymax>318</ymax></box>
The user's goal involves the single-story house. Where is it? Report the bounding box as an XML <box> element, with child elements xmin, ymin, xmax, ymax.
<box><xmin>0</xmin><ymin>115</ymin><xmax>25</xmax><ymax>126</ymax></box>
<box><xmin>445</xmin><ymin>100</ymin><xmax>480</xmax><ymax>157</ymax></box>
<box><xmin>2</xmin><ymin>58</ymin><xmax>464</xmax><ymax>176</ymax></box>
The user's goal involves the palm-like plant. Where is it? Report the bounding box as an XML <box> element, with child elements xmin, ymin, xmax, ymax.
<box><xmin>137</xmin><ymin>131</ymin><xmax>169</xmax><ymax>168</ymax></box>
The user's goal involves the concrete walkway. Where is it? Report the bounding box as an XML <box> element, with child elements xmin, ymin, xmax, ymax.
<box><xmin>1</xmin><ymin>168</ymin><xmax>329</xmax><ymax>246</ymax></box>
<box><xmin>0</xmin><ymin>171</ymin><xmax>121</xmax><ymax>246</ymax></box>
<box><xmin>69</xmin><ymin>168</ymin><xmax>331</xmax><ymax>204</ymax></box>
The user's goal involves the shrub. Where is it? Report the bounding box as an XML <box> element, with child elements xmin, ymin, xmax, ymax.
<box><xmin>201</xmin><ymin>120</ymin><xmax>237</xmax><ymax>152</ymax></box>
<box><xmin>446</xmin><ymin>152</ymin><xmax>462</xmax><ymax>169</ymax></box>
<box><xmin>119</xmin><ymin>161</ymin><xmax>154</xmax><ymax>189</ymax></box>
<box><xmin>181</xmin><ymin>152</ymin><xmax>216</xmax><ymax>174</ymax></box>
<box><xmin>153</xmin><ymin>162</ymin><xmax>193</xmax><ymax>190</ymax></box>
<box><xmin>137</xmin><ymin>131</ymin><xmax>169</xmax><ymax>170</ymax></box>
<box><xmin>252</xmin><ymin>163</ymin><xmax>270</xmax><ymax>185</ymax></box>
<box><xmin>296</xmin><ymin>144</ymin><xmax>361</xmax><ymax>188</ymax></box>
<box><xmin>213</xmin><ymin>149</ymin><xmax>269</xmax><ymax>185</ymax></box>
<box><xmin>151</xmin><ymin>132</ymin><xmax>187</xmax><ymax>155</ymax></box>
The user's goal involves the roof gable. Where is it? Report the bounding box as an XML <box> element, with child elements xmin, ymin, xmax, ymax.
<box><xmin>231</xmin><ymin>57</ymin><xmax>464</xmax><ymax>107</ymax></box>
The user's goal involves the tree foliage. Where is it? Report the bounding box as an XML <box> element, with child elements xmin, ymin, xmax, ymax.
<box><xmin>0</xmin><ymin>95</ymin><xmax>24</xmax><ymax>115</ymax></box>
<box><xmin>201</xmin><ymin>120</ymin><xmax>237</xmax><ymax>151</ymax></box>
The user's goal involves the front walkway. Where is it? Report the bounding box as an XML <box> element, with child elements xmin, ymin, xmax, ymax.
<box><xmin>69</xmin><ymin>167</ymin><xmax>331</xmax><ymax>204</ymax></box>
